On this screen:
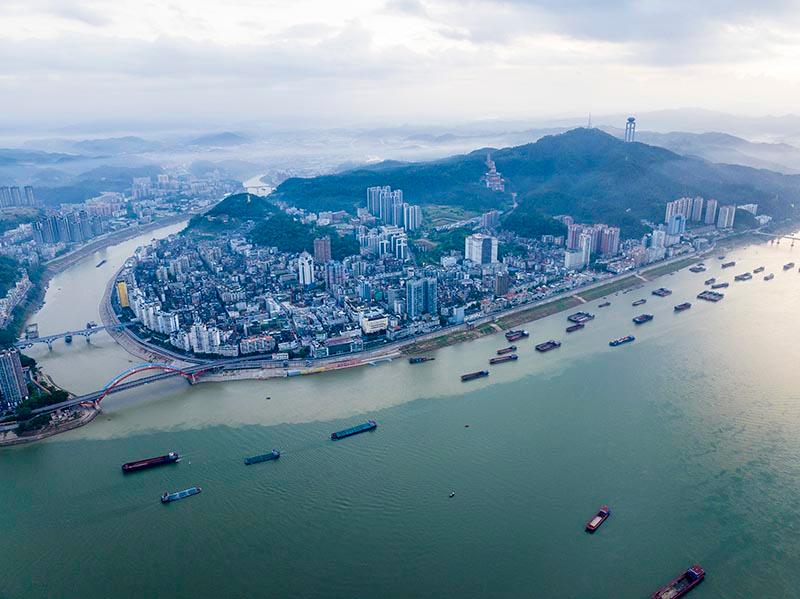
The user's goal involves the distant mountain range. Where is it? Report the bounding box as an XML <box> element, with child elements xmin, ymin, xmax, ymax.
<box><xmin>273</xmin><ymin>128</ymin><xmax>800</xmax><ymax>237</ymax></box>
<box><xmin>189</xmin><ymin>132</ymin><xmax>251</xmax><ymax>147</ymax></box>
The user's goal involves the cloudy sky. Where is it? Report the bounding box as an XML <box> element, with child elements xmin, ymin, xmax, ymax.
<box><xmin>2</xmin><ymin>0</ymin><xmax>800</xmax><ymax>127</ymax></box>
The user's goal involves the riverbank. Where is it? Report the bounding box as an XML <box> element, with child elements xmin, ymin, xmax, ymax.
<box><xmin>0</xmin><ymin>405</ymin><xmax>99</xmax><ymax>446</ymax></box>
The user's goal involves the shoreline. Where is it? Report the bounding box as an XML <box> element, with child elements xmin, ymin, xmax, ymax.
<box><xmin>0</xmin><ymin>405</ymin><xmax>99</xmax><ymax>446</ymax></box>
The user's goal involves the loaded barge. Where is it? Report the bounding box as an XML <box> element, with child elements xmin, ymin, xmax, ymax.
<box><xmin>585</xmin><ymin>505</ymin><xmax>610</xmax><ymax>532</ymax></box>
<box><xmin>161</xmin><ymin>486</ymin><xmax>202</xmax><ymax>503</ymax></box>
<box><xmin>753</xmin><ymin>266</ymin><xmax>765</xmax><ymax>274</ymax></box>
<box><xmin>609</xmin><ymin>335</ymin><xmax>635</xmax><ymax>347</ymax></box>
<box><xmin>505</xmin><ymin>329</ymin><xmax>529</xmax><ymax>342</ymax></box>
<box><xmin>490</xmin><ymin>354</ymin><xmax>518</xmax><ymax>364</ymax></box>
<box><xmin>697</xmin><ymin>290</ymin><xmax>724</xmax><ymax>302</ymax></box>
<box><xmin>122</xmin><ymin>451</ymin><xmax>180</xmax><ymax>473</ymax></box>
<box><xmin>331</xmin><ymin>420</ymin><xmax>378</xmax><ymax>440</ymax></box>
<box><xmin>632</xmin><ymin>313</ymin><xmax>653</xmax><ymax>324</ymax></box>
<box><xmin>244</xmin><ymin>449</ymin><xmax>280</xmax><ymax>465</ymax></box>
<box><xmin>764</xmin><ymin>273</ymin><xmax>774</xmax><ymax>281</ymax></box>
<box><xmin>567</xmin><ymin>311</ymin><xmax>595</xmax><ymax>324</ymax></box>
<box><xmin>711</xmin><ymin>282</ymin><xmax>729</xmax><ymax>289</ymax></box>
<box><xmin>566</xmin><ymin>323</ymin><xmax>584</xmax><ymax>333</ymax></box>
<box><xmin>409</xmin><ymin>356</ymin><xmax>435</xmax><ymax>364</ymax></box>
<box><xmin>632</xmin><ymin>298</ymin><xmax>647</xmax><ymax>306</ymax></box>
<box><xmin>652</xmin><ymin>287</ymin><xmax>672</xmax><ymax>297</ymax></box>
<box><xmin>721</xmin><ymin>261</ymin><xmax>736</xmax><ymax>268</ymax></box>
<box><xmin>650</xmin><ymin>565</ymin><xmax>705</xmax><ymax>599</ymax></box>
<box><xmin>785</xmin><ymin>262</ymin><xmax>796</xmax><ymax>270</ymax></box>
<box><xmin>497</xmin><ymin>346</ymin><xmax>517</xmax><ymax>355</ymax></box>
<box><xmin>535</xmin><ymin>340</ymin><xmax>561</xmax><ymax>353</ymax></box>
<box><xmin>674</xmin><ymin>302</ymin><xmax>692</xmax><ymax>312</ymax></box>
<box><xmin>734</xmin><ymin>272</ymin><xmax>752</xmax><ymax>281</ymax></box>
<box><xmin>461</xmin><ymin>370</ymin><xmax>489</xmax><ymax>382</ymax></box>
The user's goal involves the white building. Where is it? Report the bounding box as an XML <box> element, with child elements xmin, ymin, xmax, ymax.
<box><xmin>298</xmin><ymin>252</ymin><xmax>314</xmax><ymax>286</ymax></box>
<box><xmin>717</xmin><ymin>205</ymin><xmax>736</xmax><ymax>229</ymax></box>
<box><xmin>465</xmin><ymin>234</ymin><xmax>498</xmax><ymax>264</ymax></box>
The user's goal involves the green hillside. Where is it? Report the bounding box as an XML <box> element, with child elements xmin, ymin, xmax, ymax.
<box><xmin>272</xmin><ymin>128</ymin><xmax>800</xmax><ymax>237</ymax></box>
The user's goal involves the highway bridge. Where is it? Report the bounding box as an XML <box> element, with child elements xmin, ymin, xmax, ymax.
<box><xmin>16</xmin><ymin>323</ymin><xmax>135</xmax><ymax>350</ymax></box>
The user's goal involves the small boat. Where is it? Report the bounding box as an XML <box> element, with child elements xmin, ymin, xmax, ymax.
<box><xmin>161</xmin><ymin>486</ymin><xmax>202</xmax><ymax>504</ymax></box>
<box><xmin>650</xmin><ymin>565</ymin><xmax>705</xmax><ymax>599</ymax></box>
<box><xmin>721</xmin><ymin>261</ymin><xmax>735</xmax><ymax>268</ymax></box>
<box><xmin>535</xmin><ymin>340</ymin><xmax>561</xmax><ymax>353</ymax></box>
<box><xmin>461</xmin><ymin>370</ymin><xmax>489</xmax><ymax>382</ymax></box>
<box><xmin>784</xmin><ymin>262</ymin><xmax>795</xmax><ymax>270</ymax></box>
<box><xmin>718</xmin><ymin>255</ymin><xmax>726</xmax><ymax>260</ymax></box>
<box><xmin>122</xmin><ymin>451</ymin><xmax>180</xmax><ymax>473</ymax></box>
<box><xmin>632</xmin><ymin>299</ymin><xmax>647</xmax><ymax>306</ymax></box>
<box><xmin>734</xmin><ymin>272</ymin><xmax>752</xmax><ymax>281</ymax></box>
<box><xmin>489</xmin><ymin>354</ymin><xmax>518</xmax><ymax>365</ymax></box>
<box><xmin>95</xmin><ymin>259</ymin><xmax>107</xmax><ymax>268</ymax></box>
<box><xmin>598</xmin><ymin>301</ymin><xmax>611</xmax><ymax>308</ymax></box>
<box><xmin>566</xmin><ymin>323</ymin><xmax>584</xmax><ymax>333</ymax></box>
<box><xmin>585</xmin><ymin>505</ymin><xmax>610</xmax><ymax>532</ymax></box>
<box><xmin>409</xmin><ymin>356</ymin><xmax>435</xmax><ymax>364</ymax></box>
<box><xmin>711</xmin><ymin>282</ymin><xmax>729</xmax><ymax>289</ymax></box>
<box><xmin>688</xmin><ymin>265</ymin><xmax>706</xmax><ymax>273</ymax></box>
<box><xmin>449</xmin><ymin>492</ymin><xmax>456</xmax><ymax>498</ymax></box>
<box><xmin>609</xmin><ymin>335</ymin><xmax>635</xmax><ymax>347</ymax></box>
<box><xmin>633</xmin><ymin>313</ymin><xmax>654</xmax><ymax>324</ymax></box>
<box><xmin>764</xmin><ymin>273</ymin><xmax>774</xmax><ymax>281</ymax></box>
<box><xmin>496</xmin><ymin>346</ymin><xmax>517</xmax><ymax>355</ymax></box>
<box><xmin>753</xmin><ymin>266</ymin><xmax>765</xmax><ymax>274</ymax></box>
<box><xmin>651</xmin><ymin>287</ymin><xmax>672</xmax><ymax>297</ymax></box>
<box><xmin>244</xmin><ymin>449</ymin><xmax>280</xmax><ymax>465</ymax></box>
<box><xmin>704</xmin><ymin>278</ymin><xmax>716</xmax><ymax>285</ymax></box>
<box><xmin>674</xmin><ymin>302</ymin><xmax>692</xmax><ymax>312</ymax></box>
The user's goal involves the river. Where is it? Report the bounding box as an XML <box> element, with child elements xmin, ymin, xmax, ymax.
<box><xmin>3</xmin><ymin>226</ymin><xmax>800</xmax><ymax>598</ymax></box>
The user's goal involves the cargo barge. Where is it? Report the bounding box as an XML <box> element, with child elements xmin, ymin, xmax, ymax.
<box><xmin>609</xmin><ymin>335</ymin><xmax>635</xmax><ymax>347</ymax></box>
<box><xmin>711</xmin><ymin>282</ymin><xmax>728</xmax><ymax>289</ymax></box>
<box><xmin>651</xmin><ymin>287</ymin><xmax>672</xmax><ymax>297</ymax></box>
<box><xmin>490</xmin><ymin>354</ymin><xmax>518</xmax><ymax>365</ymax></box>
<box><xmin>331</xmin><ymin>420</ymin><xmax>378</xmax><ymax>440</ymax></box>
<box><xmin>764</xmin><ymin>273</ymin><xmax>774</xmax><ymax>281</ymax></box>
<box><xmin>721</xmin><ymin>261</ymin><xmax>736</xmax><ymax>268</ymax></box>
<box><xmin>567</xmin><ymin>311</ymin><xmax>595</xmax><ymax>324</ymax></box>
<box><xmin>784</xmin><ymin>262</ymin><xmax>795</xmax><ymax>270</ymax></box>
<box><xmin>505</xmin><ymin>330</ymin><xmax>529</xmax><ymax>342</ymax></box>
<box><xmin>650</xmin><ymin>565</ymin><xmax>705</xmax><ymax>599</ymax></box>
<box><xmin>632</xmin><ymin>298</ymin><xmax>647</xmax><ymax>306</ymax></box>
<box><xmin>585</xmin><ymin>505</ymin><xmax>610</xmax><ymax>532</ymax></box>
<box><xmin>704</xmin><ymin>278</ymin><xmax>716</xmax><ymax>285</ymax></box>
<box><xmin>697</xmin><ymin>290</ymin><xmax>724</xmax><ymax>302</ymax></box>
<box><xmin>734</xmin><ymin>272</ymin><xmax>752</xmax><ymax>281</ymax></box>
<box><xmin>633</xmin><ymin>313</ymin><xmax>654</xmax><ymax>324</ymax></box>
<box><xmin>161</xmin><ymin>486</ymin><xmax>202</xmax><ymax>503</ymax></box>
<box><xmin>461</xmin><ymin>370</ymin><xmax>489</xmax><ymax>382</ymax></box>
<box><xmin>598</xmin><ymin>301</ymin><xmax>611</xmax><ymax>308</ymax></box>
<box><xmin>688</xmin><ymin>265</ymin><xmax>706</xmax><ymax>273</ymax></box>
<box><xmin>535</xmin><ymin>340</ymin><xmax>561</xmax><ymax>353</ymax></box>
<box><xmin>566</xmin><ymin>323</ymin><xmax>584</xmax><ymax>333</ymax></box>
<box><xmin>122</xmin><ymin>451</ymin><xmax>180</xmax><ymax>473</ymax></box>
<box><xmin>496</xmin><ymin>346</ymin><xmax>517</xmax><ymax>355</ymax></box>
<box><xmin>674</xmin><ymin>302</ymin><xmax>692</xmax><ymax>312</ymax></box>
<box><xmin>753</xmin><ymin>266</ymin><xmax>765</xmax><ymax>273</ymax></box>
<box><xmin>408</xmin><ymin>356</ymin><xmax>435</xmax><ymax>364</ymax></box>
<box><xmin>244</xmin><ymin>449</ymin><xmax>281</xmax><ymax>465</ymax></box>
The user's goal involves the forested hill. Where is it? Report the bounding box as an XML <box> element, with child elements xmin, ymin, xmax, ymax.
<box><xmin>271</xmin><ymin>128</ymin><xmax>800</xmax><ymax>236</ymax></box>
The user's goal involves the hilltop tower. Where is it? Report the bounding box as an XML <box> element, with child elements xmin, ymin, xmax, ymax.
<box><xmin>624</xmin><ymin>116</ymin><xmax>636</xmax><ymax>142</ymax></box>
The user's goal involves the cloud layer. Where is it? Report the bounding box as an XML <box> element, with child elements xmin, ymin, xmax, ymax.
<box><xmin>2</xmin><ymin>0</ymin><xmax>800</xmax><ymax>126</ymax></box>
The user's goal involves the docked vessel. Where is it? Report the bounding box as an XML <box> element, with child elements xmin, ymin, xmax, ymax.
<box><xmin>632</xmin><ymin>299</ymin><xmax>647</xmax><ymax>306</ymax></box>
<box><xmin>122</xmin><ymin>451</ymin><xmax>180</xmax><ymax>473</ymax></box>
<box><xmin>697</xmin><ymin>290</ymin><xmax>724</xmax><ymax>302</ymax></box>
<box><xmin>567</xmin><ymin>311</ymin><xmax>595</xmax><ymax>323</ymax></box>
<box><xmin>650</xmin><ymin>565</ymin><xmax>705</xmax><ymax>599</ymax></box>
<box><xmin>633</xmin><ymin>313</ymin><xmax>654</xmax><ymax>324</ymax></box>
<box><xmin>688</xmin><ymin>265</ymin><xmax>706</xmax><ymax>273</ymax></box>
<box><xmin>408</xmin><ymin>356</ymin><xmax>435</xmax><ymax>364</ymax></box>
<box><xmin>161</xmin><ymin>486</ymin><xmax>202</xmax><ymax>504</ymax></box>
<box><xmin>674</xmin><ymin>302</ymin><xmax>692</xmax><ymax>312</ymax></box>
<box><xmin>704</xmin><ymin>278</ymin><xmax>716</xmax><ymax>285</ymax></box>
<box><xmin>753</xmin><ymin>266</ymin><xmax>765</xmax><ymax>273</ymax></box>
<box><xmin>331</xmin><ymin>420</ymin><xmax>378</xmax><ymax>440</ymax></box>
<box><xmin>734</xmin><ymin>272</ymin><xmax>752</xmax><ymax>281</ymax></box>
<box><xmin>721</xmin><ymin>261</ymin><xmax>736</xmax><ymax>268</ymax></box>
<box><xmin>535</xmin><ymin>340</ymin><xmax>561</xmax><ymax>352</ymax></box>
<box><xmin>566</xmin><ymin>323</ymin><xmax>584</xmax><ymax>333</ymax></box>
<box><xmin>784</xmin><ymin>262</ymin><xmax>795</xmax><ymax>270</ymax></box>
<box><xmin>585</xmin><ymin>505</ymin><xmax>610</xmax><ymax>532</ymax></box>
<box><xmin>496</xmin><ymin>346</ymin><xmax>517</xmax><ymax>355</ymax></box>
<box><xmin>505</xmin><ymin>329</ymin><xmax>529</xmax><ymax>342</ymax></box>
<box><xmin>244</xmin><ymin>449</ymin><xmax>281</xmax><ymax>465</ymax></box>
<box><xmin>95</xmin><ymin>259</ymin><xmax>107</xmax><ymax>268</ymax></box>
<box><xmin>461</xmin><ymin>370</ymin><xmax>489</xmax><ymax>382</ymax></box>
<box><xmin>764</xmin><ymin>273</ymin><xmax>775</xmax><ymax>281</ymax></box>
<box><xmin>598</xmin><ymin>301</ymin><xmax>611</xmax><ymax>308</ymax></box>
<box><xmin>651</xmin><ymin>287</ymin><xmax>672</xmax><ymax>297</ymax></box>
<box><xmin>609</xmin><ymin>335</ymin><xmax>635</xmax><ymax>347</ymax></box>
<box><xmin>490</xmin><ymin>354</ymin><xmax>518</xmax><ymax>364</ymax></box>
<box><xmin>710</xmin><ymin>282</ymin><xmax>729</xmax><ymax>289</ymax></box>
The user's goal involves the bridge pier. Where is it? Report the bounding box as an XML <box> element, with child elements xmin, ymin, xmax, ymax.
<box><xmin>47</xmin><ymin>341</ymin><xmax>53</xmax><ymax>351</ymax></box>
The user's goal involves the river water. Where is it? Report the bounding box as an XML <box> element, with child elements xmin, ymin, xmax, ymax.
<box><xmin>3</xmin><ymin>226</ymin><xmax>800</xmax><ymax>598</ymax></box>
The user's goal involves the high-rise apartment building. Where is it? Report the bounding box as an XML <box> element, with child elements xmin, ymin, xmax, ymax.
<box><xmin>313</xmin><ymin>236</ymin><xmax>332</xmax><ymax>263</ymax></box>
<box><xmin>297</xmin><ymin>252</ymin><xmax>314</xmax><ymax>286</ymax></box>
<box><xmin>465</xmin><ymin>234</ymin><xmax>498</xmax><ymax>264</ymax></box>
<box><xmin>0</xmin><ymin>349</ymin><xmax>28</xmax><ymax>409</ymax></box>
<box><xmin>717</xmin><ymin>205</ymin><xmax>736</xmax><ymax>229</ymax></box>
<box><xmin>704</xmin><ymin>199</ymin><xmax>718</xmax><ymax>225</ymax></box>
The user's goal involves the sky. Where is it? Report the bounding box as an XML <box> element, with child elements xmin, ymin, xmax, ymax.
<box><xmin>3</xmin><ymin>0</ymin><xmax>800</xmax><ymax>128</ymax></box>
